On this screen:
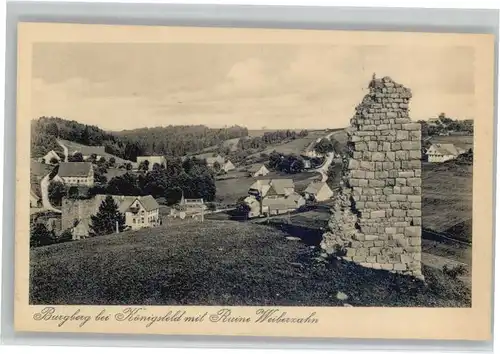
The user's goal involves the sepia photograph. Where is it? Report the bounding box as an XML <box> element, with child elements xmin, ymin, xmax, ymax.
<box><xmin>14</xmin><ymin>23</ymin><xmax>494</xmax><ymax>339</ymax></box>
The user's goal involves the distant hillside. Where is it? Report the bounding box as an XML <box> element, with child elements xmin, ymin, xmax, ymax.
<box><xmin>31</xmin><ymin>117</ymin><xmax>127</xmax><ymax>159</ymax></box>
<box><xmin>115</xmin><ymin>125</ymin><xmax>248</xmax><ymax>158</ymax></box>
<box><xmin>31</xmin><ymin>117</ymin><xmax>248</xmax><ymax>161</ymax></box>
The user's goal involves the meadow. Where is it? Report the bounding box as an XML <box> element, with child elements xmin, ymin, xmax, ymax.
<box><xmin>421</xmin><ymin>161</ymin><xmax>473</xmax><ymax>241</ymax></box>
<box><xmin>30</xmin><ymin>220</ymin><xmax>470</xmax><ymax>307</ymax></box>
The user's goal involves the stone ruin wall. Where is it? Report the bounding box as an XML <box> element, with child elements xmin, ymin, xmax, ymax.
<box><xmin>321</xmin><ymin>76</ymin><xmax>423</xmax><ymax>279</ymax></box>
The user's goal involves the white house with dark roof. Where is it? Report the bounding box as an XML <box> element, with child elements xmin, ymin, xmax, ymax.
<box><xmin>120</xmin><ymin>195</ymin><xmax>161</xmax><ymax>230</ymax></box>
<box><xmin>304</xmin><ymin>181</ymin><xmax>334</xmax><ymax>202</ymax></box>
<box><xmin>426</xmin><ymin>143</ymin><xmax>466</xmax><ymax>163</ymax></box>
<box><xmin>246</xmin><ymin>178</ymin><xmax>304</xmax><ymax>217</ymax></box>
<box><xmin>191</xmin><ymin>153</ymin><xmax>236</xmax><ymax>172</ymax></box>
<box><xmin>248</xmin><ymin>164</ymin><xmax>270</xmax><ymax>177</ymax></box>
<box><xmin>54</xmin><ymin>162</ymin><xmax>95</xmax><ymax>187</ymax></box>
<box><xmin>64</xmin><ymin>194</ymin><xmax>160</xmax><ymax>239</ymax></box>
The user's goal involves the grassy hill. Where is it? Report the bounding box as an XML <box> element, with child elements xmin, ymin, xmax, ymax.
<box><xmin>422</xmin><ymin>161</ymin><xmax>473</xmax><ymax>240</ymax></box>
<box><xmin>31</xmin><ymin>220</ymin><xmax>470</xmax><ymax>307</ymax></box>
<box><xmin>245</xmin><ymin>130</ymin><xmax>327</xmax><ymax>159</ymax></box>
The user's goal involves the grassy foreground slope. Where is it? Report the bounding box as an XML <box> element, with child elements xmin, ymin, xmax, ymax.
<box><xmin>31</xmin><ymin>221</ymin><xmax>469</xmax><ymax>307</ymax></box>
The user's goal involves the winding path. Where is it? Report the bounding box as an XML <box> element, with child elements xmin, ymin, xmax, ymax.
<box><xmin>312</xmin><ymin>152</ymin><xmax>335</xmax><ymax>182</ymax></box>
<box><xmin>40</xmin><ymin>174</ymin><xmax>62</xmax><ymax>213</ymax></box>
<box><xmin>57</xmin><ymin>139</ymin><xmax>69</xmax><ymax>162</ymax></box>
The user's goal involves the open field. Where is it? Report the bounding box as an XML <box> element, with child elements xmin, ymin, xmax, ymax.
<box><xmin>247</xmin><ymin>130</ymin><xmax>328</xmax><ymax>158</ymax></box>
<box><xmin>429</xmin><ymin>135</ymin><xmax>473</xmax><ymax>150</ymax></box>
<box><xmin>422</xmin><ymin>161</ymin><xmax>472</xmax><ymax>240</ymax></box>
<box><xmin>215</xmin><ymin>171</ymin><xmax>320</xmax><ymax>204</ymax></box>
<box><xmin>30</xmin><ymin>220</ymin><xmax>470</xmax><ymax>307</ymax></box>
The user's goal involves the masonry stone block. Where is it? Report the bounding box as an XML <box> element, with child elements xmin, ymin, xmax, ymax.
<box><xmin>320</xmin><ymin>76</ymin><xmax>422</xmax><ymax>280</ymax></box>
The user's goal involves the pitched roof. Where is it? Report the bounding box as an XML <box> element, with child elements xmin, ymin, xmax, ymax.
<box><xmin>287</xmin><ymin>192</ymin><xmax>304</xmax><ymax>203</ymax></box>
<box><xmin>428</xmin><ymin>143</ymin><xmax>461</xmax><ymax>156</ymax></box>
<box><xmin>248</xmin><ymin>164</ymin><xmax>268</xmax><ymax>173</ymax></box>
<box><xmin>93</xmin><ymin>194</ymin><xmax>160</xmax><ymax>213</ymax></box>
<box><xmin>137</xmin><ymin>195</ymin><xmax>160</xmax><ymax>211</ymax></box>
<box><xmin>305</xmin><ymin>181</ymin><xmax>328</xmax><ymax>195</ymax></box>
<box><xmin>250</xmin><ymin>178</ymin><xmax>295</xmax><ymax>196</ymax></box>
<box><xmin>269</xmin><ymin>179</ymin><xmax>295</xmax><ymax>195</ymax></box>
<box><xmin>57</xmin><ymin>162</ymin><xmax>93</xmax><ymax>177</ymax></box>
<box><xmin>44</xmin><ymin>150</ymin><xmax>61</xmax><ymax>159</ymax></box>
<box><xmin>31</xmin><ymin>160</ymin><xmax>53</xmax><ymax>177</ymax></box>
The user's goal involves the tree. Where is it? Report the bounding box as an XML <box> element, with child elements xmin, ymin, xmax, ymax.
<box><xmin>69</xmin><ymin>152</ymin><xmax>84</xmax><ymax>162</ymax></box>
<box><xmin>152</xmin><ymin>163</ymin><xmax>161</xmax><ymax>171</ymax></box>
<box><xmin>314</xmin><ymin>138</ymin><xmax>334</xmax><ymax>155</ymax></box>
<box><xmin>57</xmin><ymin>229</ymin><xmax>74</xmax><ymax>243</ymax></box>
<box><xmin>138</xmin><ymin>160</ymin><xmax>150</xmax><ymax>172</ymax></box>
<box><xmin>87</xmin><ymin>153</ymin><xmax>98</xmax><ymax>164</ymax></box>
<box><xmin>331</xmin><ymin>139</ymin><xmax>342</xmax><ymax>155</ymax></box>
<box><xmin>326</xmin><ymin>164</ymin><xmax>338</xmax><ymax>188</ymax></box>
<box><xmin>98</xmin><ymin>156</ymin><xmax>106</xmax><ymax>165</ymax></box>
<box><xmin>68</xmin><ymin>186</ymin><xmax>80</xmax><ymax>199</ymax></box>
<box><xmin>212</xmin><ymin>161</ymin><xmax>221</xmax><ymax>173</ymax></box>
<box><xmin>109</xmin><ymin>157</ymin><xmax>116</xmax><ymax>167</ymax></box>
<box><xmin>106</xmin><ymin>173</ymin><xmax>142</xmax><ymax>196</ymax></box>
<box><xmin>89</xmin><ymin>195</ymin><xmax>126</xmax><ymax>236</ymax></box>
<box><xmin>235</xmin><ymin>200</ymin><xmax>251</xmax><ymax>220</ymax></box>
<box><xmin>30</xmin><ymin>222</ymin><xmax>56</xmax><ymax>248</ymax></box>
<box><xmin>48</xmin><ymin>180</ymin><xmax>67</xmax><ymax>206</ymax></box>
<box><xmin>125</xmin><ymin>162</ymin><xmax>132</xmax><ymax>171</ymax></box>
<box><xmin>268</xmin><ymin>151</ymin><xmax>282</xmax><ymax>169</ymax></box>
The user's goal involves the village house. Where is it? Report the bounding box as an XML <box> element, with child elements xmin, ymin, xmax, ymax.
<box><xmin>262</xmin><ymin>197</ymin><xmax>298</xmax><ymax>216</ymax></box>
<box><xmin>123</xmin><ymin>195</ymin><xmax>161</xmax><ymax>229</ymax></box>
<box><xmin>136</xmin><ymin>155</ymin><xmax>167</xmax><ymax>171</ymax></box>
<box><xmin>247</xmin><ymin>164</ymin><xmax>270</xmax><ymax>177</ymax></box>
<box><xmin>304</xmin><ymin>150</ymin><xmax>321</xmax><ymax>158</ymax></box>
<box><xmin>170</xmin><ymin>195</ymin><xmax>207</xmax><ymax>219</ymax></box>
<box><xmin>63</xmin><ymin>194</ymin><xmax>160</xmax><ymax>240</ymax></box>
<box><xmin>40</xmin><ymin>150</ymin><xmax>61</xmax><ymax>164</ymax></box>
<box><xmin>31</xmin><ymin>159</ymin><xmax>53</xmax><ymax>178</ymax></box>
<box><xmin>425</xmin><ymin>143</ymin><xmax>466</xmax><ymax>163</ymax></box>
<box><xmin>302</xmin><ymin>158</ymin><xmax>312</xmax><ymax>169</ymax></box>
<box><xmin>193</xmin><ymin>153</ymin><xmax>236</xmax><ymax>172</ymax></box>
<box><xmin>54</xmin><ymin>162</ymin><xmax>95</xmax><ymax>187</ymax></box>
<box><xmin>245</xmin><ymin>178</ymin><xmax>303</xmax><ymax>217</ymax></box>
<box><xmin>304</xmin><ymin>181</ymin><xmax>334</xmax><ymax>202</ymax></box>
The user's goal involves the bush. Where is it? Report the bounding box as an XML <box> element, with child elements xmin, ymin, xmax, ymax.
<box><xmin>206</xmin><ymin>202</ymin><xmax>217</xmax><ymax>211</ymax></box>
<box><xmin>442</xmin><ymin>264</ymin><xmax>467</xmax><ymax>279</ymax></box>
<box><xmin>58</xmin><ymin>229</ymin><xmax>74</xmax><ymax>243</ymax></box>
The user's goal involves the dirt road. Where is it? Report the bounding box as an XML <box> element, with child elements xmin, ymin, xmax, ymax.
<box><xmin>57</xmin><ymin>140</ymin><xmax>69</xmax><ymax>162</ymax></box>
<box><xmin>40</xmin><ymin>174</ymin><xmax>62</xmax><ymax>213</ymax></box>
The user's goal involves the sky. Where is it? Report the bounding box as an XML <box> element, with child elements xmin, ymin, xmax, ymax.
<box><xmin>31</xmin><ymin>43</ymin><xmax>475</xmax><ymax>131</ymax></box>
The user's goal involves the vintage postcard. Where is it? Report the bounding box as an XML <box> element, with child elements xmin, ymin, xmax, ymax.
<box><xmin>15</xmin><ymin>22</ymin><xmax>495</xmax><ymax>340</ymax></box>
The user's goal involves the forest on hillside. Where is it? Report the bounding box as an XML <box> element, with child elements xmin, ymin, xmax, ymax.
<box><xmin>31</xmin><ymin>117</ymin><xmax>248</xmax><ymax>161</ymax></box>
